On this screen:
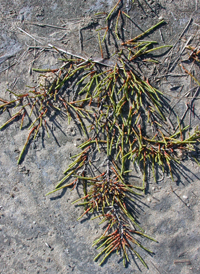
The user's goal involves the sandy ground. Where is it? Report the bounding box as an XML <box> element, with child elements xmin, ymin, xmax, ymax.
<box><xmin>0</xmin><ymin>0</ymin><xmax>200</xmax><ymax>273</ymax></box>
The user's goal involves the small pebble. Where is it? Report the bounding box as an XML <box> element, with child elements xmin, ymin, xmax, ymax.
<box><xmin>65</xmin><ymin>248</ymin><xmax>69</xmax><ymax>254</ymax></box>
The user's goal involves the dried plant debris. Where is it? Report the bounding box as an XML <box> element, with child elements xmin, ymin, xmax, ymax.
<box><xmin>0</xmin><ymin>0</ymin><xmax>200</xmax><ymax>268</ymax></box>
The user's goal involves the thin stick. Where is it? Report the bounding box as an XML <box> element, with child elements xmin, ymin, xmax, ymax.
<box><xmin>17</xmin><ymin>27</ymin><xmax>43</xmax><ymax>44</ymax></box>
<box><xmin>27</xmin><ymin>22</ymin><xmax>67</xmax><ymax>30</ymax></box>
<box><xmin>163</xmin><ymin>17</ymin><xmax>193</xmax><ymax>69</ymax></box>
<box><xmin>170</xmin><ymin>186</ymin><xmax>191</xmax><ymax>209</ymax></box>
<box><xmin>48</xmin><ymin>44</ymin><xmax>120</xmax><ymax>68</ymax></box>
<box><xmin>169</xmin><ymin>35</ymin><xmax>193</xmax><ymax>72</ymax></box>
<box><xmin>174</xmin><ymin>259</ymin><xmax>191</xmax><ymax>265</ymax></box>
